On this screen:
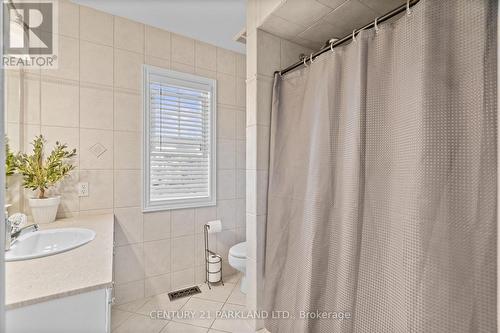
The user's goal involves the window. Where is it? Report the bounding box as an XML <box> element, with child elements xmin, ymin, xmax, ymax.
<box><xmin>143</xmin><ymin>66</ymin><xmax>216</xmax><ymax>211</ymax></box>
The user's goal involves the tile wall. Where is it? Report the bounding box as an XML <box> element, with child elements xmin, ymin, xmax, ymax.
<box><xmin>245</xmin><ymin>0</ymin><xmax>313</xmax><ymax>330</ymax></box>
<box><xmin>5</xmin><ymin>0</ymin><xmax>246</xmax><ymax>304</ymax></box>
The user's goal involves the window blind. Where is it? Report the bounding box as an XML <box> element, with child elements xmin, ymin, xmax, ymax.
<box><xmin>144</xmin><ymin>67</ymin><xmax>216</xmax><ymax>211</ymax></box>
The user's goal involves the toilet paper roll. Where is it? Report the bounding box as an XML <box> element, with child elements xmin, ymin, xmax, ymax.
<box><xmin>208</xmin><ymin>255</ymin><xmax>222</xmax><ymax>282</ymax></box>
<box><xmin>206</xmin><ymin>220</ymin><xmax>222</xmax><ymax>233</ymax></box>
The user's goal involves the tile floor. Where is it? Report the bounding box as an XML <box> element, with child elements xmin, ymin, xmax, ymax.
<box><xmin>112</xmin><ymin>274</ymin><xmax>256</xmax><ymax>333</ymax></box>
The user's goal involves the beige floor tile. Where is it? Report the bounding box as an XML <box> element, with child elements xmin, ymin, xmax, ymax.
<box><xmin>111</xmin><ymin>309</ymin><xmax>134</xmax><ymax>330</ymax></box>
<box><xmin>193</xmin><ymin>282</ymin><xmax>235</xmax><ymax>303</ymax></box>
<box><xmin>161</xmin><ymin>321</ymin><xmax>208</xmax><ymax>333</ymax></box>
<box><xmin>137</xmin><ymin>292</ymin><xmax>190</xmax><ymax>316</ymax></box>
<box><xmin>113</xmin><ymin>314</ymin><xmax>168</xmax><ymax>333</ymax></box>
<box><xmin>223</xmin><ymin>273</ymin><xmax>241</xmax><ymax>284</ymax></box>
<box><xmin>207</xmin><ymin>330</ymin><xmax>229</xmax><ymax>333</ymax></box>
<box><xmin>173</xmin><ymin>298</ymin><xmax>224</xmax><ymax>328</ymax></box>
<box><xmin>115</xmin><ymin>297</ymin><xmax>151</xmax><ymax>313</ymax></box>
<box><xmin>226</xmin><ymin>284</ymin><xmax>246</xmax><ymax>306</ymax></box>
<box><xmin>211</xmin><ymin>303</ymin><xmax>254</xmax><ymax>333</ymax></box>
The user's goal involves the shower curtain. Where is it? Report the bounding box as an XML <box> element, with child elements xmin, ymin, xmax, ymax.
<box><xmin>263</xmin><ymin>0</ymin><xmax>497</xmax><ymax>332</ymax></box>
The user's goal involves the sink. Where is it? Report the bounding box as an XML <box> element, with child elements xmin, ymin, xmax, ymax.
<box><xmin>5</xmin><ymin>228</ymin><xmax>96</xmax><ymax>262</ymax></box>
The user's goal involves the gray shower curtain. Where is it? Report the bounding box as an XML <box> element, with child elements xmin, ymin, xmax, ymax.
<box><xmin>263</xmin><ymin>0</ymin><xmax>497</xmax><ymax>332</ymax></box>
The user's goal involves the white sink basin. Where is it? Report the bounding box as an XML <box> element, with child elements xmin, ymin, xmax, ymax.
<box><xmin>5</xmin><ymin>228</ymin><xmax>96</xmax><ymax>262</ymax></box>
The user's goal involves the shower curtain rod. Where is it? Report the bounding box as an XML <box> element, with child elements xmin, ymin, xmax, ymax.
<box><xmin>275</xmin><ymin>0</ymin><xmax>421</xmax><ymax>76</ymax></box>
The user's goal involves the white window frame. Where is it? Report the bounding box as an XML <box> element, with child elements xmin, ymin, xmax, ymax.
<box><xmin>142</xmin><ymin>65</ymin><xmax>217</xmax><ymax>212</ymax></box>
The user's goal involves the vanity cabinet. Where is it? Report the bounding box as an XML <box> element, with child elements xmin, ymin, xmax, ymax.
<box><xmin>5</xmin><ymin>214</ymin><xmax>114</xmax><ymax>333</ymax></box>
<box><xmin>6</xmin><ymin>287</ymin><xmax>113</xmax><ymax>333</ymax></box>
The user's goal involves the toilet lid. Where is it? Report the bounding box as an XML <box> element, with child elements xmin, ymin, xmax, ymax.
<box><xmin>229</xmin><ymin>242</ymin><xmax>246</xmax><ymax>258</ymax></box>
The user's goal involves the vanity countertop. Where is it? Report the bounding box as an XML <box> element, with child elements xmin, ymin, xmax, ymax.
<box><xmin>5</xmin><ymin>213</ymin><xmax>114</xmax><ymax>310</ymax></box>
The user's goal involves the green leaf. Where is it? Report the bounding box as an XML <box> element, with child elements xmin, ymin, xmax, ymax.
<box><xmin>15</xmin><ymin>135</ymin><xmax>77</xmax><ymax>199</ymax></box>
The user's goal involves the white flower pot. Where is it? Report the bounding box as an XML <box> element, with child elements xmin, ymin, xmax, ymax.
<box><xmin>28</xmin><ymin>196</ymin><xmax>61</xmax><ymax>224</ymax></box>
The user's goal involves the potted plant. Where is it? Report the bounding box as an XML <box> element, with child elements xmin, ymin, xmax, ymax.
<box><xmin>5</xmin><ymin>137</ymin><xmax>16</xmax><ymax>178</ymax></box>
<box><xmin>16</xmin><ymin>135</ymin><xmax>76</xmax><ymax>224</ymax></box>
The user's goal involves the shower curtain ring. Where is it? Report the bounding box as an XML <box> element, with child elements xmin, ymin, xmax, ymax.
<box><xmin>374</xmin><ymin>17</ymin><xmax>380</xmax><ymax>33</ymax></box>
<box><xmin>352</xmin><ymin>30</ymin><xmax>357</xmax><ymax>42</ymax></box>
<box><xmin>406</xmin><ymin>0</ymin><xmax>412</xmax><ymax>15</ymax></box>
<box><xmin>330</xmin><ymin>41</ymin><xmax>335</xmax><ymax>53</ymax></box>
<box><xmin>303</xmin><ymin>56</ymin><xmax>308</xmax><ymax>67</ymax></box>
<box><xmin>309</xmin><ymin>53</ymin><xmax>314</xmax><ymax>64</ymax></box>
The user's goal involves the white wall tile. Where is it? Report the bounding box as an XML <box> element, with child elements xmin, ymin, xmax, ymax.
<box><xmin>236</xmin><ymin>170</ymin><xmax>246</xmax><ymax>199</ymax></box>
<box><xmin>114</xmin><ymin>131</ymin><xmax>141</xmax><ymax>169</ymax></box>
<box><xmin>114</xmin><ymin>91</ymin><xmax>141</xmax><ymax>132</ymax></box>
<box><xmin>216</xmin><ymin>48</ymin><xmax>236</xmax><ymax>75</ymax></box>
<box><xmin>216</xmin><ymin>229</ymin><xmax>237</xmax><ymax>258</ymax></box>
<box><xmin>114</xmin><ymin>170</ymin><xmax>141</xmax><ymax>207</ymax></box>
<box><xmin>145</xmin><ymin>55</ymin><xmax>171</xmax><ymax>70</ymax></box>
<box><xmin>260</xmin><ymin>14</ymin><xmax>305</xmax><ymax>40</ymax></box>
<box><xmin>41</xmin><ymin>125</ymin><xmax>79</xmax><ymax>161</ymax></box>
<box><xmin>41</xmin><ymin>80</ymin><xmax>79</xmax><ymax>127</ymax></box>
<box><xmin>23</xmin><ymin>76</ymin><xmax>41</xmax><ymax>125</ymax></box>
<box><xmin>236</xmin><ymin>199</ymin><xmax>246</xmax><ymax>228</ymax></box>
<box><xmin>195</xmin><ymin>67</ymin><xmax>217</xmax><ymax>80</ymax></box>
<box><xmin>114</xmin><ymin>49</ymin><xmax>143</xmax><ymax>91</ymax></box>
<box><xmin>171</xmin><ymin>209</ymin><xmax>195</xmax><ymax>237</ymax></box>
<box><xmin>80</xmin><ymin>41</ymin><xmax>113</xmax><ymax>86</ymax></box>
<box><xmin>273</xmin><ymin>0</ymin><xmax>331</xmax><ymax>27</ymax></box>
<box><xmin>115</xmin><ymin>207</ymin><xmax>144</xmax><ymax>246</ymax></box>
<box><xmin>145</xmin><ymin>26</ymin><xmax>171</xmax><ymax>59</ymax></box>
<box><xmin>323</xmin><ymin>0</ymin><xmax>379</xmax><ymax>36</ymax></box>
<box><xmin>280</xmin><ymin>39</ymin><xmax>313</xmax><ymax>69</ymax></box>
<box><xmin>42</xmin><ymin>36</ymin><xmax>79</xmax><ymax>80</ymax></box>
<box><xmin>9</xmin><ymin>2</ymin><xmax>247</xmax><ymax>304</ymax></box>
<box><xmin>171</xmin><ymin>235</ymin><xmax>195</xmax><ymax>271</ymax></box>
<box><xmin>145</xmin><ymin>274</ymin><xmax>171</xmax><ymax>297</ymax></box>
<box><xmin>217</xmin><ymin>106</ymin><xmax>236</xmax><ymax>139</ymax></box>
<box><xmin>80</xmin><ymin>128</ymin><xmax>113</xmax><ymax>169</ymax></box>
<box><xmin>257</xmin><ymin>30</ymin><xmax>281</xmax><ymax>76</ymax></box>
<box><xmin>114</xmin><ymin>280</ymin><xmax>145</xmax><ymax>305</ymax></box>
<box><xmin>195</xmin><ymin>41</ymin><xmax>217</xmax><ymax>71</ymax></box>
<box><xmin>236</xmin><ymin>140</ymin><xmax>246</xmax><ymax>170</ymax></box>
<box><xmin>80</xmin><ymin>85</ymin><xmax>113</xmax><ymax>130</ymax></box>
<box><xmin>114</xmin><ymin>243</ymin><xmax>145</xmax><ymax>284</ymax></box>
<box><xmin>114</xmin><ymin>17</ymin><xmax>144</xmax><ymax>53</ymax></box>
<box><xmin>194</xmin><ymin>206</ymin><xmax>217</xmax><ymax>233</ymax></box>
<box><xmin>236</xmin><ymin>53</ymin><xmax>246</xmax><ymax>79</ymax></box>
<box><xmin>79</xmin><ymin>170</ymin><xmax>114</xmax><ymax>210</ymax></box>
<box><xmin>171</xmin><ymin>268</ymin><xmax>195</xmax><ymax>290</ymax></box>
<box><xmin>144</xmin><ymin>239</ymin><xmax>171</xmax><ymax>277</ymax></box>
<box><xmin>235</xmin><ymin>110</ymin><xmax>246</xmax><ymax>140</ymax></box>
<box><xmin>236</xmin><ymin>78</ymin><xmax>246</xmax><ymax>108</ymax></box>
<box><xmin>216</xmin><ymin>73</ymin><xmax>237</xmax><ymax>106</ymax></box>
<box><xmin>171</xmin><ymin>34</ymin><xmax>195</xmax><ymax>66</ymax></box>
<box><xmin>217</xmin><ymin>139</ymin><xmax>236</xmax><ymax>170</ymax></box>
<box><xmin>217</xmin><ymin>169</ymin><xmax>236</xmax><ymax>200</ymax></box>
<box><xmin>79</xmin><ymin>6</ymin><xmax>113</xmax><ymax>46</ymax></box>
<box><xmin>216</xmin><ymin>199</ymin><xmax>236</xmax><ymax>230</ymax></box>
<box><xmin>144</xmin><ymin>211</ymin><xmax>171</xmax><ymax>241</ymax></box>
<box><xmin>171</xmin><ymin>61</ymin><xmax>195</xmax><ymax>74</ymax></box>
<box><xmin>298</xmin><ymin>19</ymin><xmax>338</xmax><ymax>43</ymax></box>
<box><xmin>59</xmin><ymin>0</ymin><xmax>79</xmax><ymax>38</ymax></box>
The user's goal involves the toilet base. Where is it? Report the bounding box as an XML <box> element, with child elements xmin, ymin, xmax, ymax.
<box><xmin>240</xmin><ymin>275</ymin><xmax>247</xmax><ymax>294</ymax></box>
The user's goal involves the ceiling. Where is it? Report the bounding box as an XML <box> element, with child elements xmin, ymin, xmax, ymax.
<box><xmin>260</xmin><ymin>0</ymin><xmax>406</xmax><ymax>50</ymax></box>
<box><xmin>72</xmin><ymin>0</ymin><xmax>246</xmax><ymax>54</ymax></box>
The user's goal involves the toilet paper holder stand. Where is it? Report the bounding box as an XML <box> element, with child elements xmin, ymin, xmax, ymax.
<box><xmin>204</xmin><ymin>224</ymin><xmax>224</xmax><ymax>289</ymax></box>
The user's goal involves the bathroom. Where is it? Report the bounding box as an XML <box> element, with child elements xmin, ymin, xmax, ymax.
<box><xmin>0</xmin><ymin>0</ymin><xmax>497</xmax><ymax>332</ymax></box>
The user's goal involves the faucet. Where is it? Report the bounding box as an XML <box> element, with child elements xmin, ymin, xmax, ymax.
<box><xmin>5</xmin><ymin>213</ymin><xmax>38</xmax><ymax>250</ymax></box>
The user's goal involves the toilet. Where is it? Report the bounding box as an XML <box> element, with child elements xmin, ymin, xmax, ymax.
<box><xmin>228</xmin><ymin>242</ymin><xmax>247</xmax><ymax>294</ymax></box>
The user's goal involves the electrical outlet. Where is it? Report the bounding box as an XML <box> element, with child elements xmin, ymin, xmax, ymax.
<box><xmin>78</xmin><ymin>182</ymin><xmax>89</xmax><ymax>197</ymax></box>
